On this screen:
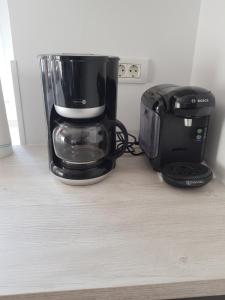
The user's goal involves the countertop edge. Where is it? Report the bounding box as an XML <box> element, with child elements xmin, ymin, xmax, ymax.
<box><xmin>1</xmin><ymin>279</ymin><xmax>225</xmax><ymax>300</ymax></box>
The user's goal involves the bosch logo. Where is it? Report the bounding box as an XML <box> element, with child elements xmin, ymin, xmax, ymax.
<box><xmin>191</xmin><ymin>98</ymin><xmax>209</xmax><ymax>103</ymax></box>
<box><xmin>197</xmin><ymin>98</ymin><xmax>209</xmax><ymax>103</ymax></box>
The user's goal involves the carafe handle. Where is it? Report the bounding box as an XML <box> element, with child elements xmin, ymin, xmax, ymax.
<box><xmin>107</xmin><ymin>119</ymin><xmax>128</xmax><ymax>159</ymax></box>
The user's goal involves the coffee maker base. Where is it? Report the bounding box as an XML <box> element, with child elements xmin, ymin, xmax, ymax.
<box><xmin>50</xmin><ymin>159</ymin><xmax>115</xmax><ymax>186</ymax></box>
<box><xmin>52</xmin><ymin>171</ymin><xmax>113</xmax><ymax>186</ymax></box>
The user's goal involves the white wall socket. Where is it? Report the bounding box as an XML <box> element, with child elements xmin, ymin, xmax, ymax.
<box><xmin>118</xmin><ymin>58</ymin><xmax>150</xmax><ymax>84</ymax></box>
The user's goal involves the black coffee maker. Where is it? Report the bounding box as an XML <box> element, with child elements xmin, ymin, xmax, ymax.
<box><xmin>139</xmin><ymin>84</ymin><xmax>215</xmax><ymax>187</ymax></box>
<box><xmin>40</xmin><ymin>54</ymin><xmax>128</xmax><ymax>185</ymax></box>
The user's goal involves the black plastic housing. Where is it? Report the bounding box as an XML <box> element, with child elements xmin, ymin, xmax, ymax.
<box><xmin>139</xmin><ymin>84</ymin><xmax>215</xmax><ymax>171</ymax></box>
<box><xmin>50</xmin><ymin>54</ymin><xmax>108</xmax><ymax>109</ymax></box>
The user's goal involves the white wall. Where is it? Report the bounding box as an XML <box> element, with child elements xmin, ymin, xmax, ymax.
<box><xmin>191</xmin><ymin>0</ymin><xmax>225</xmax><ymax>183</ymax></box>
<box><xmin>0</xmin><ymin>0</ymin><xmax>14</xmax><ymax>111</ymax></box>
<box><xmin>7</xmin><ymin>0</ymin><xmax>201</xmax><ymax>144</ymax></box>
<box><xmin>0</xmin><ymin>0</ymin><xmax>22</xmax><ymax>145</ymax></box>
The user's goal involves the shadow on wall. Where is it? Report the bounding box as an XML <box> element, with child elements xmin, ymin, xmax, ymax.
<box><xmin>210</xmin><ymin>99</ymin><xmax>225</xmax><ymax>181</ymax></box>
<box><xmin>202</xmin><ymin>55</ymin><xmax>225</xmax><ymax>179</ymax></box>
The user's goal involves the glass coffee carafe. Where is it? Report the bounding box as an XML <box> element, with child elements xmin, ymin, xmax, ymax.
<box><xmin>53</xmin><ymin>119</ymin><xmax>128</xmax><ymax>168</ymax></box>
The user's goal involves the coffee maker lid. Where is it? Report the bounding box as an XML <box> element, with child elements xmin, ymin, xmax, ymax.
<box><xmin>38</xmin><ymin>53</ymin><xmax>119</xmax><ymax>62</ymax></box>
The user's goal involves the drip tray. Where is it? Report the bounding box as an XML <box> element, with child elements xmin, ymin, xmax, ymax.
<box><xmin>161</xmin><ymin>162</ymin><xmax>213</xmax><ymax>188</ymax></box>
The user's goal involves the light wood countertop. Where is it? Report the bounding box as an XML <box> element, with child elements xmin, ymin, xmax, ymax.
<box><xmin>1</xmin><ymin>146</ymin><xmax>225</xmax><ymax>300</ymax></box>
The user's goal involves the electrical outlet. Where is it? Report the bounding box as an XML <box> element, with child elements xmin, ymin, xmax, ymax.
<box><xmin>128</xmin><ymin>64</ymin><xmax>141</xmax><ymax>78</ymax></box>
<box><xmin>118</xmin><ymin>63</ymin><xmax>126</xmax><ymax>77</ymax></box>
<box><xmin>118</xmin><ymin>58</ymin><xmax>150</xmax><ymax>84</ymax></box>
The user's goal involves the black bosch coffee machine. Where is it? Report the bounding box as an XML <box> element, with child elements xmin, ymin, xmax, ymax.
<box><xmin>139</xmin><ymin>84</ymin><xmax>215</xmax><ymax>187</ymax></box>
<box><xmin>40</xmin><ymin>54</ymin><xmax>128</xmax><ymax>185</ymax></box>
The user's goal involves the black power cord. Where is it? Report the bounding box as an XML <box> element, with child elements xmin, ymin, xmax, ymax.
<box><xmin>116</xmin><ymin>131</ymin><xmax>144</xmax><ymax>156</ymax></box>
